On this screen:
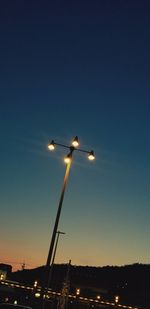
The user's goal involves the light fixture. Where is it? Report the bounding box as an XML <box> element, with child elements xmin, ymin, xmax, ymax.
<box><xmin>76</xmin><ymin>288</ymin><xmax>80</xmax><ymax>295</ymax></box>
<box><xmin>72</xmin><ymin>136</ymin><xmax>79</xmax><ymax>147</ymax></box>
<box><xmin>115</xmin><ymin>295</ymin><xmax>119</xmax><ymax>303</ymax></box>
<box><xmin>88</xmin><ymin>150</ymin><xmax>95</xmax><ymax>160</ymax></box>
<box><xmin>64</xmin><ymin>153</ymin><xmax>71</xmax><ymax>164</ymax></box>
<box><xmin>34</xmin><ymin>280</ymin><xmax>38</xmax><ymax>288</ymax></box>
<box><xmin>48</xmin><ymin>140</ymin><xmax>55</xmax><ymax>151</ymax></box>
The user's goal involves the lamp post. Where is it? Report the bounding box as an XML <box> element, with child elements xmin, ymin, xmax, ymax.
<box><xmin>46</xmin><ymin>231</ymin><xmax>65</xmax><ymax>292</ymax></box>
<box><xmin>44</xmin><ymin>136</ymin><xmax>95</xmax><ymax>292</ymax></box>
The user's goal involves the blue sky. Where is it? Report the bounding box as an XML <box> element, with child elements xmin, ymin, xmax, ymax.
<box><xmin>0</xmin><ymin>0</ymin><xmax>150</xmax><ymax>270</ymax></box>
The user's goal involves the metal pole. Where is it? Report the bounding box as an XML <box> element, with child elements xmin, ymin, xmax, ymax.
<box><xmin>41</xmin><ymin>156</ymin><xmax>72</xmax><ymax>307</ymax></box>
<box><xmin>46</xmin><ymin>231</ymin><xmax>65</xmax><ymax>292</ymax></box>
<box><xmin>46</xmin><ymin>157</ymin><xmax>72</xmax><ymax>268</ymax></box>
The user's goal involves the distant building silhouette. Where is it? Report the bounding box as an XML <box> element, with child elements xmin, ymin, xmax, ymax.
<box><xmin>0</xmin><ymin>264</ymin><xmax>12</xmax><ymax>280</ymax></box>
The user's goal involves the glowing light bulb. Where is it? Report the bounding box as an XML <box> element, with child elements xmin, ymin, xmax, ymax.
<box><xmin>48</xmin><ymin>140</ymin><xmax>55</xmax><ymax>150</ymax></box>
<box><xmin>64</xmin><ymin>155</ymin><xmax>71</xmax><ymax>164</ymax></box>
<box><xmin>72</xmin><ymin>136</ymin><xmax>79</xmax><ymax>147</ymax></box>
<box><xmin>88</xmin><ymin>150</ymin><xmax>95</xmax><ymax>160</ymax></box>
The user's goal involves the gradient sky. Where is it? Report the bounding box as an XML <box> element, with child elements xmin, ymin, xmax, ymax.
<box><xmin>0</xmin><ymin>1</ymin><xmax>150</xmax><ymax>271</ymax></box>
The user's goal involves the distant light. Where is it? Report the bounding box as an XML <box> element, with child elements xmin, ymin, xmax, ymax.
<box><xmin>14</xmin><ymin>301</ymin><xmax>17</xmax><ymax>305</ymax></box>
<box><xmin>76</xmin><ymin>288</ymin><xmax>80</xmax><ymax>295</ymax></box>
<box><xmin>64</xmin><ymin>154</ymin><xmax>71</xmax><ymax>164</ymax></box>
<box><xmin>34</xmin><ymin>280</ymin><xmax>38</xmax><ymax>288</ymax></box>
<box><xmin>97</xmin><ymin>295</ymin><xmax>101</xmax><ymax>300</ymax></box>
<box><xmin>35</xmin><ymin>292</ymin><xmax>40</xmax><ymax>298</ymax></box>
<box><xmin>0</xmin><ymin>274</ymin><xmax>4</xmax><ymax>280</ymax></box>
<box><xmin>115</xmin><ymin>295</ymin><xmax>119</xmax><ymax>303</ymax></box>
<box><xmin>48</xmin><ymin>140</ymin><xmax>55</xmax><ymax>150</ymax></box>
<box><xmin>72</xmin><ymin>136</ymin><xmax>79</xmax><ymax>147</ymax></box>
<box><xmin>88</xmin><ymin>150</ymin><xmax>95</xmax><ymax>161</ymax></box>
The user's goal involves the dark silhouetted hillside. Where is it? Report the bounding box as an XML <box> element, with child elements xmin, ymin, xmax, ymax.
<box><xmin>9</xmin><ymin>263</ymin><xmax>150</xmax><ymax>308</ymax></box>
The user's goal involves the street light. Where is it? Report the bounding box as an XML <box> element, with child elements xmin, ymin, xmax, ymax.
<box><xmin>48</xmin><ymin>140</ymin><xmax>55</xmax><ymax>151</ymax></box>
<box><xmin>33</xmin><ymin>280</ymin><xmax>38</xmax><ymax>288</ymax></box>
<box><xmin>44</xmin><ymin>137</ymin><xmax>95</xmax><ymax>291</ymax></box>
<box><xmin>72</xmin><ymin>136</ymin><xmax>79</xmax><ymax>147</ymax></box>
<box><xmin>88</xmin><ymin>150</ymin><xmax>95</xmax><ymax>161</ymax></box>
<box><xmin>115</xmin><ymin>295</ymin><xmax>119</xmax><ymax>307</ymax></box>
<box><xmin>76</xmin><ymin>288</ymin><xmax>80</xmax><ymax>296</ymax></box>
<box><xmin>64</xmin><ymin>153</ymin><xmax>72</xmax><ymax>164</ymax></box>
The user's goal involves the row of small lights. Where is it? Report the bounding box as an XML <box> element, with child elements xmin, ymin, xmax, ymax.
<box><xmin>0</xmin><ymin>280</ymin><xmax>139</xmax><ymax>309</ymax></box>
